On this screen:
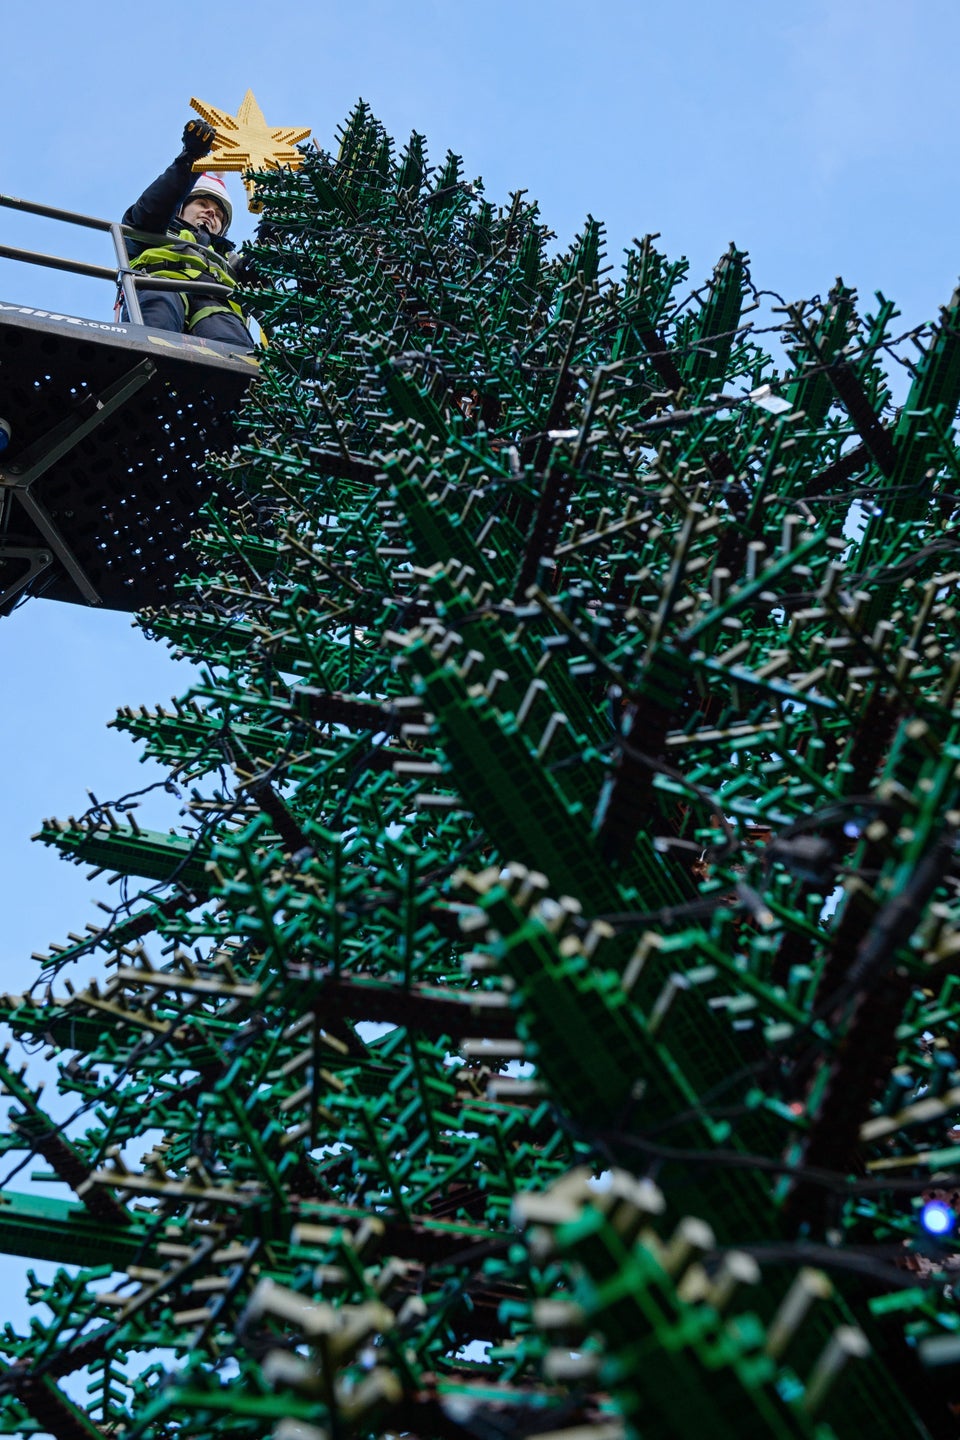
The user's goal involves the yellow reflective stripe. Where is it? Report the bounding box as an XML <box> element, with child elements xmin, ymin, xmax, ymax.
<box><xmin>188</xmin><ymin>307</ymin><xmax>244</xmax><ymax>328</ymax></box>
<box><xmin>186</xmin><ymin>298</ymin><xmax>246</xmax><ymax>328</ymax></box>
<box><xmin>132</xmin><ymin>259</ymin><xmax>207</xmax><ymax>282</ymax></box>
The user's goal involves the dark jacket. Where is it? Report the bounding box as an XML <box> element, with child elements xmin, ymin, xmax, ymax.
<box><xmin>122</xmin><ymin>151</ymin><xmax>237</xmax><ymax>265</ymax></box>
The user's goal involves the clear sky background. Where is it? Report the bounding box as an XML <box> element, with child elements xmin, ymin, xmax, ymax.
<box><xmin>2</xmin><ymin>0</ymin><xmax>960</xmax><ymax>1312</ymax></box>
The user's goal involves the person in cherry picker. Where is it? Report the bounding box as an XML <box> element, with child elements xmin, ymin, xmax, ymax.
<box><xmin>122</xmin><ymin>120</ymin><xmax>254</xmax><ymax>350</ymax></box>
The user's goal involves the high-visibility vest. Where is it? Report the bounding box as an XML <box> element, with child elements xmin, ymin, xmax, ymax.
<box><xmin>130</xmin><ymin>229</ymin><xmax>245</xmax><ymax>329</ymax></box>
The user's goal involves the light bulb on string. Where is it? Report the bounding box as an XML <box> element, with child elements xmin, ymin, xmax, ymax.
<box><xmin>920</xmin><ymin>1199</ymin><xmax>955</xmax><ymax>1237</ymax></box>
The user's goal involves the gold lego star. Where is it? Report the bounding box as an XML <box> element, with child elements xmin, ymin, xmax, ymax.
<box><xmin>189</xmin><ymin>90</ymin><xmax>312</xmax><ymax>210</ymax></box>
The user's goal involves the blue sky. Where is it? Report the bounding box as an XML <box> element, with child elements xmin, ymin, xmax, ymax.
<box><xmin>0</xmin><ymin>0</ymin><xmax>959</xmax><ymax>1361</ymax></box>
<box><xmin>3</xmin><ymin>0</ymin><xmax>960</xmax><ymax>984</ymax></box>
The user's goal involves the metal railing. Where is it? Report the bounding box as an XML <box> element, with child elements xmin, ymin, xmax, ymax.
<box><xmin>0</xmin><ymin>193</ymin><xmax>235</xmax><ymax>327</ymax></box>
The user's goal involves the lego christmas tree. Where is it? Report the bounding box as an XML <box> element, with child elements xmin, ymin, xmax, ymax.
<box><xmin>3</xmin><ymin>102</ymin><xmax>960</xmax><ymax>1436</ymax></box>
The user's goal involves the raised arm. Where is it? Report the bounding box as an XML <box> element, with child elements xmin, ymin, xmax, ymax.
<box><xmin>122</xmin><ymin>121</ymin><xmax>216</xmax><ymax>235</ymax></box>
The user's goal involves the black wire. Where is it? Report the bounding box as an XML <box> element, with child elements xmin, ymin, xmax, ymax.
<box><xmin>586</xmin><ymin>1125</ymin><xmax>960</xmax><ymax>1201</ymax></box>
<box><xmin>713</xmin><ymin>1241</ymin><xmax>942</xmax><ymax>1290</ymax></box>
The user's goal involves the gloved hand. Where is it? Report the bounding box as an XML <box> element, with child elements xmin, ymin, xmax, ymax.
<box><xmin>225</xmin><ymin>249</ymin><xmax>258</xmax><ymax>284</ymax></box>
<box><xmin>182</xmin><ymin>119</ymin><xmax>217</xmax><ymax>158</ymax></box>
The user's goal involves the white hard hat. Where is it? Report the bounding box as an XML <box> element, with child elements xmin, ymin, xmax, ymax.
<box><xmin>187</xmin><ymin>173</ymin><xmax>233</xmax><ymax>234</ymax></box>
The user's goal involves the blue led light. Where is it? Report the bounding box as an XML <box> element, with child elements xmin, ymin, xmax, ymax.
<box><xmin>921</xmin><ymin>1200</ymin><xmax>954</xmax><ymax>1236</ymax></box>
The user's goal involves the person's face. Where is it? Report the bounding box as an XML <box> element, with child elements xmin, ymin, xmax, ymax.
<box><xmin>182</xmin><ymin>196</ymin><xmax>226</xmax><ymax>235</ymax></box>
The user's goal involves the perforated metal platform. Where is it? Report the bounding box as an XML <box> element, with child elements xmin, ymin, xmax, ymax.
<box><xmin>0</xmin><ymin>303</ymin><xmax>257</xmax><ymax>613</ymax></box>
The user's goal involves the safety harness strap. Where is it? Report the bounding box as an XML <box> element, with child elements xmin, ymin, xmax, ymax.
<box><xmin>130</xmin><ymin>230</ymin><xmax>237</xmax><ymax>290</ymax></box>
